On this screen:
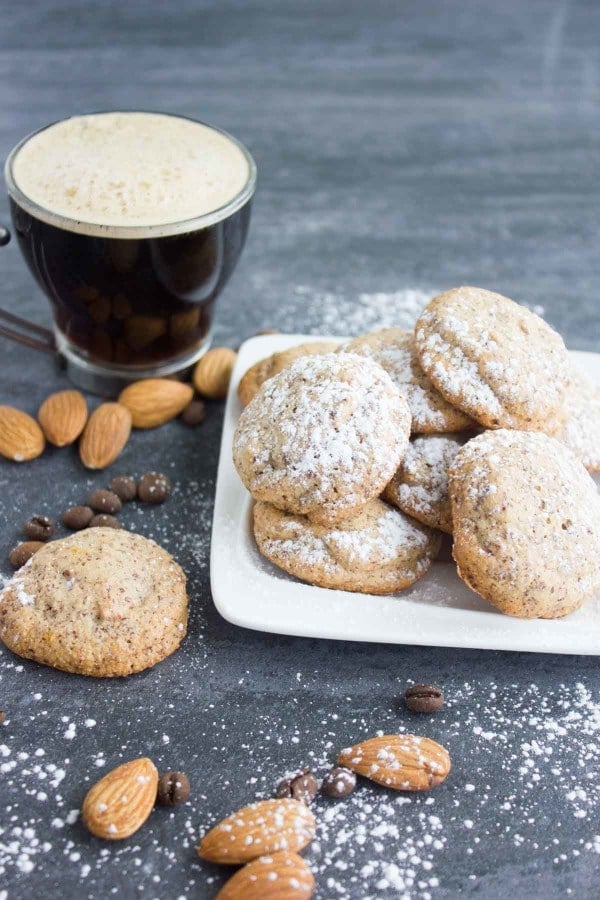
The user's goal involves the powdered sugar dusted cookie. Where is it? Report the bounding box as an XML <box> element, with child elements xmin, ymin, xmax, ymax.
<box><xmin>254</xmin><ymin>498</ymin><xmax>441</xmax><ymax>594</ymax></box>
<box><xmin>384</xmin><ymin>433</ymin><xmax>469</xmax><ymax>534</ymax></box>
<box><xmin>0</xmin><ymin>528</ymin><xmax>188</xmax><ymax>676</ymax></box>
<box><xmin>234</xmin><ymin>353</ymin><xmax>411</xmax><ymax>525</ymax></box>
<box><xmin>339</xmin><ymin>328</ymin><xmax>473</xmax><ymax>433</ymax></box>
<box><xmin>414</xmin><ymin>287</ymin><xmax>570</xmax><ymax>430</ymax></box>
<box><xmin>449</xmin><ymin>430</ymin><xmax>600</xmax><ymax>619</ymax></box>
<box><xmin>560</xmin><ymin>369</ymin><xmax>600</xmax><ymax>472</ymax></box>
<box><xmin>238</xmin><ymin>340</ymin><xmax>339</xmax><ymax>407</ymax></box>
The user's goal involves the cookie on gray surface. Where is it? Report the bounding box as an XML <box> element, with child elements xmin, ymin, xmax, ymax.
<box><xmin>449</xmin><ymin>430</ymin><xmax>600</xmax><ymax>619</ymax></box>
<box><xmin>238</xmin><ymin>340</ymin><xmax>339</xmax><ymax>407</ymax></box>
<box><xmin>0</xmin><ymin>528</ymin><xmax>188</xmax><ymax>676</ymax></box>
<box><xmin>414</xmin><ymin>286</ymin><xmax>570</xmax><ymax>430</ymax></box>
<box><xmin>234</xmin><ymin>353</ymin><xmax>411</xmax><ymax>525</ymax></box>
<box><xmin>339</xmin><ymin>328</ymin><xmax>474</xmax><ymax>433</ymax></box>
<box><xmin>384</xmin><ymin>433</ymin><xmax>469</xmax><ymax>534</ymax></box>
<box><xmin>253</xmin><ymin>498</ymin><xmax>441</xmax><ymax>594</ymax></box>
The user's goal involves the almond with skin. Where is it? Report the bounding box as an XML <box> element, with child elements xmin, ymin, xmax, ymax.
<box><xmin>0</xmin><ymin>406</ymin><xmax>45</xmax><ymax>461</ymax></box>
<box><xmin>338</xmin><ymin>734</ymin><xmax>451</xmax><ymax>791</ymax></box>
<box><xmin>216</xmin><ymin>851</ymin><xmax>315</xmax><ymax>899</ymax></box>
<box><xmin>198</xmin><ymin>799</ymin><xmax>316</xmax><ymax>865</ymax></box>
<box><xmin>82</xmin><ymin>757</ymin><xmax>158</xmax><ymax>840</ymax></box>
<box><xmin>38</xmin><ymin>389</ymin><xmax>88</xmax><ymax>446</ymax></box>
<box><xmin>193</xmin><ymin>347</ymin><xmax>237</xmax><ymax>399</ymax></box>
<box><xmin>118</xmin><ymin>379</ymin><xmax>193</xmax><ymax>428</ymax></box>
<box><xmin>79</xmin><ymin>403</ymin><xmax>132</xmax><ymax>469</ymax></box>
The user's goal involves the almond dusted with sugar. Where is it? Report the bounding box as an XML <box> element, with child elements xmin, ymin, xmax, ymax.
<box><xmin>338</xmin><ymin>734</ymin><xmax>451</xmax><ymax>791</ymax></box>
<box><xmin>82</xmin><ymin>757</ymin><xmax>158</xmax><ymax>840</ymax></box>
<box><xmin>0</xmin><ymin>406</ymin><xmax>45</xmax><ymax>462</ymax></box>
<box><xmin>79</xmin><ymin>403</ymin><xmax>132</xmax><ymax>469</ymax></box>
<box><xmin>193</xmin><ymin>346</ymin><xmax>237</xmax><ymax>399</ymax></box>
<box><xmin>38</xmin><ymin>389</ymin><xmax>88</xmax><ymax>446</ymax></box>
<box><xmin>118</xmin><ymin>378</ymin><xmax>193</xmax><ymax>428</ymax></box>
<box><xmin>216</xmin><ymin>851</ymin><xmax>315</xmax><ymax>899</ymax></box>
<box><xmin>198</xmin><ymin>798</ymin><xmax>316</xmax><ymax>865</ymax></box>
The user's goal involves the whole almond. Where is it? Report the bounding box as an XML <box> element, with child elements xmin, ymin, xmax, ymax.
<box><xmin>193</xmin><ymin>347</ymin><xmax>237</xmax><ymax>399</ymax></box>
<box><xmin>338</xmin><ymin>734</ymin><xmax>451</xmax><ymax>791</ymax></box>
<box><xmin>216</xmin><ymin>851</ymin><xmax>315</xmax><ymax>899</ymax></box>
<box><xmin>198</xmin><ymin>798</ymin><xmax>316</xmax><ymax>865</ymax></box>
<box><xmin>82</xmin><ymin>757</ymin><xmax>158</xmax><ymax>840</ymax></box>
<box><xmin>118</xmin><ymin>379</ymin><xmax>193</xmax><ymax>428</ymax></box>
<box><xmin>79</xmin><ymin>403</ymin><xmax>132</xmax><ymax>469</ymax></box>
<box><xmin>0</xmin><ymin>406</ymin><xmax>45</xmax><ymax>462</ymax></box>
<box><xmin>38</xmin><ymin>390</ymin><xmax>88</xmax><ymax>446</ymax></box>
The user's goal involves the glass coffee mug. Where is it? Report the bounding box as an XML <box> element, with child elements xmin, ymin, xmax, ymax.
<box><xmin>3</xmin><ymin>111</ymin><xmax>257</xmax><ymax>394</ymax></box>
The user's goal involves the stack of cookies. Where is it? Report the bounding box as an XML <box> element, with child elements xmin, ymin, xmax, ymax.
<box><xmin>233</xmin><ymin>286</ymin><xmax>600</xmax><ymax>619</ymax></box>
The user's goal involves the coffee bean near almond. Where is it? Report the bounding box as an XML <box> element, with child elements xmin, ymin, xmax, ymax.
<box><xmin>9</xmin><ymin>541</ymin><xmax>45</xmax><ymax>569</ymax></box>
<box><xmin>89</xmin><ymin>514</ymin><xmax>122</xmax><ymax>529</ymax></box>
<box><xmin>87</xmin><ymin>489</ymin><xmax>122</xmax><ymax>515</ymax></box>
<box><xmin>109</xmin><ymin>475</ymin><xmax>137</xmax><ymax>502</ymax></box>
<box><xmin>138</xmin><ymin>472</ymin><xmax>172</xmax><ymax>504</ymax></box>
<box><xmin>157</xmin><ymin>771</ymin><xmax>190</xmax><ymax>806</ymax></box>
<box><xmin>321</xmin><ymin>767</ymin><xmax>356</xmax><ymax>799</ymax></box>
<box><xmin>180</xmin><ymin>399</ymin><xmax>206</xmax><ymax>427</ymax></box>
<box><xmin>404</xmin><ymin>684</ymin><xmax>444</xmax><ymax>713</ymax></box>
<box><xmin>22</xmin><ymin>514</ymin><xmax>55</xmax><ymax>541</ymax></box>
<box><xmin>62</xmin><ymin>505</ymin><xmax>94</xmax><ymax>530</ymax></box>
<box><xmin>275</xmin><ymin>769</ymin><xmax>318</xmax><ymax>805</ymax></box>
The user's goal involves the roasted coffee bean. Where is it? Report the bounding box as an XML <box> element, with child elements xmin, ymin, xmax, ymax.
<box><xmin>23</xmin><ymin>515</ymin><xmax>55</xmax><ymax>541</ymax></box>
<box><xmin>62</xmin><ymin>505</ymin><xmax>94</xmax><ymax>530</ymax></box>
<box><xmin>321</xmin><ymin>767</ymin><xmax>357</xmax><ymax>798</ymax></box>
<box><xmin>275</xmin><ymin>769</ymin><xmax>318</xmax><ymax>805</ymax></box>
<box><xmin>109</xmin><ymin>475</ymin><xmax>137</xmax><ymax>502</ymax></box>
<box><xmin>404</xmin><ymin>683</ymin><xmax>444</xmax><ymax>713</ymax></box>
<box><xmin>180</xmin><ymin>399</ymin><xmax>206</xmax><ymax>427</ymax></box>
<box><xmin>291</xmin><ymin>771</ymin><xmax>318</xmax><ymax>805</ymax></box>
<box><xmin>157</xmin><ymin>771</ymin><xmax>190</xmax><ymax>806</ymax></box>
<box><xmin>138</xmin><ymin>472</ymin><xmax>172</xmax><ymax>504</ymax></box>
<box><xmin>88</xmin><ymin>489</ymin><xmax>122</xmax><ymax>514</ymax></box>
<box><xmin>9</xmin><ymin>541</ymin><xmax>44</xmax><ymax>569</ymax></box>
<box><xmin>89</xmin><ymin>514</ymin><xmax>122</xmax><ymax>529</ymax></box>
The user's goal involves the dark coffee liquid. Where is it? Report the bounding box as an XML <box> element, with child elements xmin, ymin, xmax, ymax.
<box><xmin>9</xmin><ymin>198</ymin><xmax>251</xmax><ymax>366</ymax></box>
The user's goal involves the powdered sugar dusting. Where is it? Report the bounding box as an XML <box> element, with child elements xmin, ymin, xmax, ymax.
<box><xmin>234</xmin><ymin>353</ymin><xmax>410</xmax><ymax>522</ymax></box>
<box><xmin>561</xmin><ymin>367</ymin><xmax>600</xmax><ymax>472</ymax></box>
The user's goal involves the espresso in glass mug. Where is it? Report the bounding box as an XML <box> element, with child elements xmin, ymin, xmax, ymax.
<box><xmin>5</xmin><ymin>111</ymin><xmax>256</xmax><ymax>393</ymax></box>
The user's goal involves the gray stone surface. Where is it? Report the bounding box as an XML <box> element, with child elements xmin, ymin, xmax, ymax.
<box><xmin>0</xmin><ymin>1</ymin><xmax>599</xmax><ymax>897</ymax></box>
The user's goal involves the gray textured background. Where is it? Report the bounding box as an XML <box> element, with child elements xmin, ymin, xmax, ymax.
<box><xmin>0</xmin><ymin>2</ymin><xmax>599</xmax><ymax>898</ymax></box>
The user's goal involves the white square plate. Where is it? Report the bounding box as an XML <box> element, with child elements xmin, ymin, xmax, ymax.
<box><xmin>211</xmin><ymin>334</ymin><xmax>600</xmax><ymax>654</ymax></box>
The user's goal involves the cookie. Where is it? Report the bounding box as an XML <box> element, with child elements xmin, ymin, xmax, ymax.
<box><xmin>238</xmin><ymin>341</ymin><xmax>339</xmax><ymax>406</ymax></box>
<box><xmin>383</xmin><ymin>433</ymin><xmax>469</xmax><ymax>534</ymax></box>
<box><xmin>339</xmin><ymin>328</ymin><xmax>473</xmax><ymax>433</ymax></box>
<box><xmin>414</xmin><ymin>287</ymin><xmax>570</xmax><ymax>430</ymax></box>
<box><xmin>449</xmin><ymin>430</ymin><xmax>600</xmax><ymax>619</ymax></box>
<box><xmin>233</xmin><ymin>353</ymin><xmax>411</xmax><ymax>525</ymax></box>
<box><xmin>253</xmin><ymin>498</ymin><xmax>441</xmax><ymax>594</ymax></box>
<box><xmin>0</xmin><ymin>528</ymin><xmax>188</xmax><ymax>677</ymax></box>
<box><xmin>560</xmin><ymin>369</ymin><xmax>600</xmax><ymax>472</ymax></box>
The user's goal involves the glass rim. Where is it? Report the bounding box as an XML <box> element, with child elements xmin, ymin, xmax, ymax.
<box><xmin>4</xmin><ymin>110</ymin><xmax>257</xmax><ymax>240</ymax></box>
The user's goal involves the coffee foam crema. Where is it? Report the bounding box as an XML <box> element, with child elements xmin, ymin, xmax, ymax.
<box><xmin>11</xmin><ymin>112</ymin><xmax>252</xmax><ymax>232</ymax></box>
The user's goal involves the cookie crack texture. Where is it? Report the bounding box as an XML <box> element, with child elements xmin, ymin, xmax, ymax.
<box><xmin>414</xmin><ymin>286</ymin><xmax>570</xmax><ymax>430</ymax></box>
